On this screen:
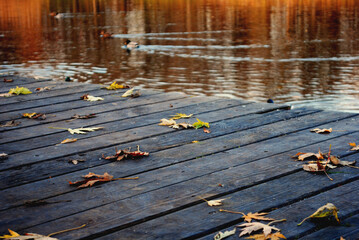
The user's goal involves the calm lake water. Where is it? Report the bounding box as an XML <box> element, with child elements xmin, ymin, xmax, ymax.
<box><xmin>1</xmin><ymin>0</ymin><xmax>359</xmax><ymax>112</ymax></box>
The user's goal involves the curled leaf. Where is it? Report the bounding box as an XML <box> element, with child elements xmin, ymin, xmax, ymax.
<box><xmin>22</xmin><ymin>113</ymin><xmax>46</xmax><ymax>120</ymax></box>
<box><xmin>69</xmin><ymin>172</ymin><xmax>114</xmax><ymax>188</ymax></box>
<box><xmin>298</xmin><ymin>203</ymin><xmax>339</xmax><ymax>226</ymax></box>
<box><xmin>122</xmin><ymin>88</ymin><xmax>134</xmax><ymax>97</ymax></box>
<box><xmin>103</xmin><ymin>146</ymin><xmax>149</xmax><ymax>161</ymax></box>
<box><xmin>214</xmin><ymin>228</ymin><xmax>236</xmax><ymax>240</ymax></box>
<box><xmin>310</xmin><ymin>128</ymin><xmax>332</xmax><ymax>134</ymax></box>
<box><xmin>60</xmin><ymin>138</ymin><xmax>77</xmax><ymax>144</ymax></box>
<box><xmin>81</xmin><ymin>94</ymin><xmax>104</xmax><ymax>101</ymax></box>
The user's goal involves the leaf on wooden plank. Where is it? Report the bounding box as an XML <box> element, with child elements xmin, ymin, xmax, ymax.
<box><xmin>329</xmin><ymin>156</ymin><xmax>358</xmax><ymax>169</ymax></box>
<box><xmin>244</xmin><ymin>213</ymin><xmax>275</xmax><ymax>223</ymax></box>
<box><xmin>349</xmin><ymin>142</ymin><xmax>359</xmax><ymax>151</ymax></box>
<box><xmin>302</xmin><ymin>162</ymin><xmax>326</xmax><ymax>172</ymax></box>
<box><xmin>8</xmin><ymin>86</ymin><xmax>32</xmax><ymax>95</ymax></box>
<box><xmin>0</xmin><ymin>229</ymin><xmax>20</xmax><ymax>238</ymax></box>
<box><xmin>310</xmin><ymin>128</ymin><xmax>332</xmax><ymax>134</ymax></box>
<box><xmin>203</xmin><ymin>127</ymin><xmax>211</xmax><ymax>133</ymax></box>
<box><xmin>22</xmin><ymin>113</ymin><xmax>46</xmax><ymax>120</ymax></box>
<box><xmin>0</xmin><ymin>120</ymin><xmax>20</xmax><ymax>127</ymax></box>
<box><xmin>3</xmin><ymin>78</ymin><xmax>14</xmax><ymax>83</ymax></box>
<box><xmin>0</xmin><ymin>92</ymin><xmax>12</xmax><ymax>97</ymax></box>
<box><xmin>298</xmin><ymin>203</ymin><xmax>339</xmax><ymax>226</ymax></box>
<box><xmin>245</xmin><ymin>232</ymin><xmax>286</xmax><ymax>240</ymax></box>
<box><xmin>171</xmin><ymin>122</ymin><xmax>193</xmax><ymax>129</ymax></box>
<box><xmin>238</xmin><ymin>222</ymin><xmax>280</xmax><ymax>237</ymax></box>
<box><xmin>104</xmin><ymin>81</ymin><xmax>130</xmax><ymax>90</ymax></box>
<box><xmin>71</xmin><ymin>113</ymin><xmax>96</xmax><ymax>119</ymax></box>
<box><xmin>68</xmin><ymin>159</ymin><xmax>86</xmax><ymax>165</ymax></box>
<box><xmin>102</xmin><ymin>146</ymin><xmax>149</xmax><ymax>161</ymax></box>
<box><xmin>170</xmin><ymin>113</ymin><xmax>193</xmax><ymax>120</ymax></box>
<box><xmin>207</xmin><ymin>199</ymin><xmax>226</xmax><ymax>206</ymax></box>
<box><xmin>121</xmin><ymin>88</ymin><xmax>134</xmax><ymax>97</ymax></box>
<box><xmin>159</xmin><ymin>118</ymin><xmax>177</xmax><ymax>126</ymax></box>
<box><xmin>68</xmin><ymin>127</ymin><xmax>103</xmax><ymax>134</ymax></box>
<box><xmin>293</xmin><ymin>149</ymin><xmax>324</xmax><ymax>161</ymax></box>
<box><xmin>0</xmin><ymin>153</ymin><xmax>8</xmax><ymax>160</ymax></box>
<box><xmin>60</xmin><ymin>138</ymin><xmax>77</xmax><ymax>144</ymax></box>
<box><xmin>35</xmin><ymin>86</ymin><xmax>52</xmax><ymax>92</ymax></box>
<box><xmin>81</xmin><ymin>94</ymin><xmax>104</xmax><ymax>101</ymax></box>
<box><xmin>213</xmin><ymin>228</ymin><xmax>236</xmax><ymax>240</ymax></box>
<box><xmin>69</xmin><ymin>172</ymin><xmax>114</xmax><ymax>188</ymax></box>
<box><xmin>192</xmin><ymin>118</ymin><xmax>210</xmax><ymax>129</ymax></box>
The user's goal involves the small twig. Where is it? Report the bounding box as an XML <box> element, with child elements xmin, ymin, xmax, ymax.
<box><xmin>268</xmin><ymin>219</ymin><xmax>286</xmax><ymax>226</ymax></box>
<box><xmin>47</xmin><ymin>224</ymin><xmax>86</xmax><ymax>237</ymax></box>
<box><xmin>198</xmin><ymin>196</ymin><xmax>209</xmax><ymax>203</ymax></box>
<box><xmin>219</xmin><ymin>209</ymin><xmax>245</xmax><ymax>216</ymax></box>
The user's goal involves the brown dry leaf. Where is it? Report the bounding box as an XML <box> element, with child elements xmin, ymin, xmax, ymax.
<box><xmin>0</xmin><ymin>120</ymin><xmax>20</xmax><ymax>127</ymax></box>
<box><xmin>349</xmin><ymin>142</ymin><xmax>359</xmax><ymax>151</ymax></box>
<box><xmin>238</xmin><ymin>222</ymin><xmax>280</xmax><ymax>237</ymax></box>
<box><xmin>213</xmin><ymin>228</ymin><xmax>236</xmax><ymax>240</ymax></box>
<box><xmin>71</xmin><ymin>113</ymin><xmax>96</xmax><ymax>119</ymax></box>
<box><xmin>3</xmin><ymin>78</ymin><xmax>14</xmax><ymax>83</ymax></box>
<box><xmin>293</xmin><ymin>149</ymin><xmax>324</xmax><ymax>161</ymax></box>
<box><xmin>60</xmin><ymin>138</ymin><xmax>77</xmax><ymax>144</ymax></box>
<box><xmin>302</xmin><ymin>162</ymin><xmax>326</xmax><ymax>172</ymax></box>
<box><xmin>245</xmin><ymin>232</ymin><xmax>286</xmax><ymax>240</ymax></box>
<box><xmin>22</xmin><ymin>112</ymin><xmax>46</xmax><ymax>120</ymax></box>
<box><xmin>298</xmin><ymin>203</ymin><xmax>339</xmax><ymax>226</ymax></box>
<box><xmin>102</xmin><ymin>146</ymin><xmax>149</xmax><ymax>161</ymax></box>
<box><xmin>69</xmin><ymin>172</ymin><xmax>113</xmax><ymax>188</ymax></box>
<box><xmin>243</xmin><ymin>212</ymin><xmax>275</xmax><ymax>223</ymax></box>
<box><xmin>35</xmin><ymin>86</ymin><xmax>52</xmax><ymax>92</ymax></box>
<box><xmin>310</xmin><ymin>128</ymin><xmax>332</xmax><ymax>134</ymax></box>
<box><xmin>203</xmin><ymin>127</ymin><xmax>211</xmax><ymax>133</ymax></box>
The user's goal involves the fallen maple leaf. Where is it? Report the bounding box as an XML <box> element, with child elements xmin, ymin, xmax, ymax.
<box><xmin>59</xmin><ymin>138</ymin><xmax>77</xmax><ymax>144</ymax></box>
<box><xmin>349</xmin><ymin>142</ymin><xmax>359</xmax><ymax>151</ymax></box>
<box><xmin>104</xmin><ymin>81</ymin><xmax>130</xmax><ymax>90</ymax></box>
<box><xmin>238</xmin><ymin>222</ymin><xmax>280</xmax><ymax>238</ymax></box>
<box><xmin>310</xmin><ymin>128</ymin><xmax>332</xmax><ymax>134</ymax></box>
<box><xmin>0</xmin><ymin>229</ymin><xmax>20</xmax><ymax>238</ymax></box>
<box><xmin>81</xmin><ymin>94</ymin><xmax>104</xmax><ymax>101</ymax></box>
<box><xmin>245</xmin><ymin>232</ymin><xmax>286</xmax><ymax>240</ymax></box>
<box><xmin>214</xmin><ymin>228</ymin><xmax>236</xmax><ymax>240</ymax></box>
<box><xmin>159</xmin><ymin>118</ymin><xmax>177</xmax><ymax>126</ymax></box>
<box><xmin>192</xmin><ymin>118</ymin><xmax>209</xmax><ymax>129</ymax></box>
<box><xmin>69</xmin><ymin>172</ymin><xmax>114</xmax><ymax>188</ymax></box>
<box><xmin>298</xmin><ymin>203</ymin><xmax>339</xmax><ymax>226</ymax></box>
<box><xmin>170</xmin><ymin>113</ymin><xmax>193</xmax><ymax>120</ymax></box>
<box><xmin>68</xmin><ymin>127</ymin><xmax>103</xmax><ymax>134</ymax></box>
<box><xmin>22</xmin><ymin>112</ymin><xmax>46</xmax><ymax>120</ymax></box>
<box><xmin>293</xmin><ymin>149</ymin><xmax>324</xmax><ymax>161</ymax></box>
<box><xmin>102</xmin><ymin>146</ymin><xmax>149</xmax><ymax>161</ymax></box>
<box><xmin>8</xmin><ymin>86</ymin><xmax>32</xmax><ymax>95</ymax></box>
<box><xmin>219</xmin><ymin>210</ymin><xmax>274</xmax><ymax>223</ymax></box>
<box><xmin>0</xmin><ymin>120</ymin><xmax>20</xmax><ymax>127</ymax></box>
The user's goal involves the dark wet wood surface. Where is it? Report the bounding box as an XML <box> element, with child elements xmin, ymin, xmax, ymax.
<box><xmin>0</xmin><ymin>76</ymin><xmax>358</xmax><ymax>240</ymax></box>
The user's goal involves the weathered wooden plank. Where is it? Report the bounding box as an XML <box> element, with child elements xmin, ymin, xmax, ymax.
<box><xmin>0</xmin><ymin>81</ymin><xmax>101</xmax><ymax>106</ymax></box>
<box><xmin>0</xmin><ymin>76</ymin><xmax>51</xmax><ymax>88</ymax></box>
<box><xmin>5</xmin><ymin>132</ymin><xmax>359</xmax><ymax>240</ymax></box>
<box><xmin>0</xmin><ymin>107</ymin><xmax>313</xmax><ymax>176</ymax></box>
<box><xmin>0</xmin><ymin>90</ymin><xmax>177</xmax><ymax>131</ymax></box>
<box><xmin>97</xmin><ymin>163</ymin><xmax>359</xmax><ymax>240</ymax></box>
<box><xmin>0</xmin><ymin>109</ymin><xmax>352</xmax><ymax>193</ymax></box>
<box><xmin>0</xmin><ymin>98</ymin><xmax>249</xmax><ymax>153</ymax></box>
<box><xmin>297</xmin><ymin>214</ymin><xmax>359</xmax><ymax>240</ymax></box>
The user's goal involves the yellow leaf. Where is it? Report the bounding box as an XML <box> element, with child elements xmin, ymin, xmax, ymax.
<box><xmin>8</xmin><ymin>86</ymin><xmax>32</xmax><ymax>95</ymax></box>
<box><xmin>192</xmin><ymin>141</ymin><xmax>199</xmax><ymax>143</ymax></box>
<box><xmin>105</xmin><ymin>81</ymin><xmax>128</xmax><ymax>90</ymax></box>
<box><xmin>22</xmin><ymin>113</ymin><xmax>37</xmax><ymax>118</ymax></box>
<box><xmin>349</xmin><ymin>142</ymin><xmax>359</xmax><ymax>151</ymax></box>
<box><xmin>192</xmin><ymin>118</ymin><xmax>209</xmax><ymax>129</ymax></box>
<box><xmin>214</xmin><ymin>228</ymin><xmax>236</xmax><ymax>240</ymax></box>
<box><xmin>122</xmin><ymin>88</ymin><xmax>134</xmax><ymax>97</ymax></box>
<box><xmin>170</xmin><ymin>113</ymin><xmax>193</xmax><ymax>120</ymax></box>
<box><xmin>298</xmin><ymin>203</ymin><xmax>339</xmax><ymax>226</ymax></box>
<box><xmin>60</xmin><ymin>138</ymin><xmax>78</xmax><ymax>144</ymax></box>
<box><xmin>0</xmin><ymin>229</ymin><xmax>20</xmax><ymax>238</ymax></box>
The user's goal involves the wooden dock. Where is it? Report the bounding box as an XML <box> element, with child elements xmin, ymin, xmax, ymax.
<box><xmin>0</xmin><ymin>76</ymin><xmax>358</xmax><ymax>240</ymax></box>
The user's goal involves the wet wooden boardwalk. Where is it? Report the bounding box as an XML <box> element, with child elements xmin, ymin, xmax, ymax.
<box><xmin>0</xmin><ymin>76</ymin><xmax>358</xmax><ymax>240</ymax></box>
